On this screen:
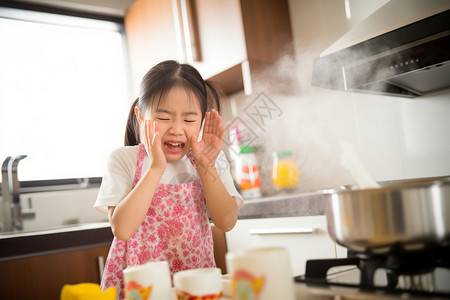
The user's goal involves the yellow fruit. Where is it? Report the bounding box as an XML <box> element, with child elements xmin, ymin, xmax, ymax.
<box><xmin>60</xmin><ymin>283</ymin><xmax>116</xmax><ymax>300</ymax></box>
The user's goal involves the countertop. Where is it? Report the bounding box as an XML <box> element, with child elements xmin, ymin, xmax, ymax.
<box><xmin>237</xmin><ymin>192</ymin><xmax>325</xmax><ymax>219</ymax></box>
<box><xmin>0</xmin><ymin>222</ymin><xmax>113</xmax><ymax>261</ymax></box>
<box><xmin>0</xmin><ymin>192</ymin><xmax>325</xmax><ymax>261</ymax></box>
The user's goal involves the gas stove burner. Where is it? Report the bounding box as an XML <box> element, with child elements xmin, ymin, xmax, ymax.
<box><xmin>350</xmin><ymin>244</ymin><xmax>450</xmax><ymax>286</ymax></box>
<box><xmin>346</xmin><ymin>240</ymin><xmax>449</xmax><ymax>257</ymax></box>
<box><xmin>295</xmin><ymin>245</ymin><xmax>450</xmax><ymax>298</ymax></box>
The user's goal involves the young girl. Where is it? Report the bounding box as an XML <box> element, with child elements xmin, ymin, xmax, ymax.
<box><xmin>94</xmin><ymin>60</ymin><xmax>243</xmax><ymax>298</ymax></box>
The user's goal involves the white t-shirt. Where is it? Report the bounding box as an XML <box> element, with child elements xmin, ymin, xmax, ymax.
<box><xmin>94</xmin><ymin>145</ymin><xmax>244</xmax><ymax>214</ymax></box>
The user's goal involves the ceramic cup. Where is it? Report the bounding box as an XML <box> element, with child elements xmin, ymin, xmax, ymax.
<box><xmin>123</xmin><ymin>261</ymin><xmax>172</xmax><ymax>300</ymax></box>
<box><xmin>173</xmin><ymin>268</ymin><xmax>223</xmax><ymax>300</ymax></box>
<box><xmin>226</xmin><ymin>247</ymin><xmax>295</xmax><ymax>300</ymax></box>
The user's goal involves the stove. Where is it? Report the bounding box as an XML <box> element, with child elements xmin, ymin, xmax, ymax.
<box><xmin>294</xmin><ymin>244</ymin><xmax>450</xmax><ymax>299</ymax></box>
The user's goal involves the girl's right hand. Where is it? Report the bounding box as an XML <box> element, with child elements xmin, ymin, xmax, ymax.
<box><xmin>144</xmin><ymin>120</ymin><xmax>166</xmax><ymax>170</ymax></box>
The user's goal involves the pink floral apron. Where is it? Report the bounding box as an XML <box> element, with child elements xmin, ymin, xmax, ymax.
<box><xmin>101</xmin><ymin>144</ymin><xmax>216</xmax><ymax>299</ymax></box>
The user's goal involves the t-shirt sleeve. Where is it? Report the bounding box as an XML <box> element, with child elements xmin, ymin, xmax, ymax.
<box><xmin>93</xmin><ymin>147</ymin><xmax>136</xmax><ymax>214</ymax></box>
<box><xmin>215</xmin><ymin>151</ymin><xmax>244</xmax><ymax>208</ymax></box>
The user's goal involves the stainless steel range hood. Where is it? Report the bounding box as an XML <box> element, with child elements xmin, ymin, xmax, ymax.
<box><xmin>312</xmin><ymin>0</ymin><xmax>450</xmax><ymax>98</ymax></box>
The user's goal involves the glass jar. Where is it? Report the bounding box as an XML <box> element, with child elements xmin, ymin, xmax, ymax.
<box><xmin>271</xmin><ymin>151</ymin><xmax>299</xmax><ymax>189</ymax></box>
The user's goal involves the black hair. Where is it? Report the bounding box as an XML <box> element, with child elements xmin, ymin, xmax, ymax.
<box><xmin>124</xmin><ymin>97</ymin><xmax>140</xmax><ymax>147</ymax></box>
<box><xmin>124</xmin><ymin>60</ymin><xmax>221</xmax><ymax>146</ymax></box>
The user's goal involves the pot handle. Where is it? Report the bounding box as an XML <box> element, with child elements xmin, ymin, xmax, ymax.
<box><xmin>249</xmin><ymin>228</ymin><xmax>316</xmax><ymax>235</ymax></box>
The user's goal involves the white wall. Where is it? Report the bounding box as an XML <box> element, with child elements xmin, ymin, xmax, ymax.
<box><xmin>20</xmin><ymin>188</ymin><xmax>106</xmax><ymax>230</ymax></box>
<box><xmin>286</xmin><ymin>0</ymin><xmax>450</xmax><ymax>182</ymax></box>
<box><xmin>0</xmin><ymin>188</ymin><xmax>106</xmax><ymax>231</ymax></box>
<box><xmin>220</xmin><ymin>0</ymin><xmax>450</xmax><ymax>195</ymax></box>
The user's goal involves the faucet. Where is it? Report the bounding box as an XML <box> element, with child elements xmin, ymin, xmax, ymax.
<box><xmin>1</xmin><ymin>157</ymin><xmax>13</xmax><ymax>232</ymax></box>
<box><xmin>1</xmin><ymin>155</ymin><xmax>36</xmax><ymax>232</ymax></box>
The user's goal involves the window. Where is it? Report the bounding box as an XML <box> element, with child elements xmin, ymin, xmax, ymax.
<box><xmin>0</xmin><ymin>6</ymin><xmax>130</xmax><ymax>182</ymax></box>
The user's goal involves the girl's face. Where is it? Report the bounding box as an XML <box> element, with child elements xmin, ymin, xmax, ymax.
<box><xmin>144</xmin><ymin>86</ymin><xmax>202</xmax><ymax>161</ymax></box>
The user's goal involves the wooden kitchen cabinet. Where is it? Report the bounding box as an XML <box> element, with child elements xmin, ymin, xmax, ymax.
<box><xmin>125</xmin><ymin>0</ymin><xmax>180</xmax><ymax>92</ymax></box>
<box><xmin>125</xmin><ymin>0</ymin><xmax>295</xmax><ymax>96</ymax></box>
<box><xmin>225</xmin><ymin>215</ymin><xmax>338</xmax><ymax>276</ymax></box>
<box><xmin>189</xmin><ymin>0</ymin><xmax>247</xmax><ymax>79</ymax></box>
<box><xmin>208</xmin><ymin>0</ymin><xmax>297</xmax><ymax>95</ymax></box>
<box><xmin>0</xmin><ymin>245</ymin><xmax>110</xmax><ymax>300</ymax></box>
<box><xmin>125</xmin><ymin>0</ymin><xmax>246</xmax><ymax>94</ymax></box>
<box><xmin>238</xmin><ymin>0</ymin><xmax>297</xmax><ymax>94</ymax></box>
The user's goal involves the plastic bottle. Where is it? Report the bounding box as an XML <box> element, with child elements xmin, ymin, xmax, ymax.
<box><xmin>271</xmin><ymin>151</ymin><xmax>299</xmax><ymax>189</ymax></box>
<box><xmin>236</xmin><ymin>145</ymin><xmax>261</xmax><ymax>199</ymax></box>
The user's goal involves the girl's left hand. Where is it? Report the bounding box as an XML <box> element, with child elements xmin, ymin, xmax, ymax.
<box><xmin>191</xmin><ymin>109</ymin><xmax>225</xmax><ymax>169</ymax></box>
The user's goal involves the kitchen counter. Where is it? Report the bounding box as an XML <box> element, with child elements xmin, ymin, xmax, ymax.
<box><xmin>238</xmin><ymin>192</ymin><xmax>325</xmax><ymax>219</ymax></box>
<box><xmin>0</xmin><ymin>222</ymin><xmax>113</xmax><ymax>261</ymax></box>
<box><xmin>0</xmin><ymin>192</ymin><xmax>325</xmax><ymax>260</ymax></box>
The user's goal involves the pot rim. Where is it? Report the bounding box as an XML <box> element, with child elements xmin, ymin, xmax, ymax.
<box><xmin>321</xmin><ymin>175</ymin><xmax>450</xmax><ymax>195</ymax></box>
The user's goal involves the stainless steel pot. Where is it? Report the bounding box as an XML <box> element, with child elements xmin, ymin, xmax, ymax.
<box><xmin>322</xmin><ymin>176</ymin><xmax>450</xmax><ymax>253</ymax></box>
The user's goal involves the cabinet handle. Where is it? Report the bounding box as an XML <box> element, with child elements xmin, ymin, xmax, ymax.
<box><xmin>242</xmin><ymin>60</ymin><xmax>253</xmax><ymax>95</ymax></box>
<box><xmin>172</xmin><ymin>0</ymin><xmax>200</xmax><ymax>63</ymax></box>
<box><xmin>249</xmin><ymin>228</ymin><xmax>317</xmax><ymax>235</ymax></box>
<box><xmin>97</xmin><ymin>256</ymin><xmax>105</xmax><ymax>283</ymax></box>
<box><xmin>171</xmin><ymin>0</ymin><xmax>185</xmax><ymax>62</ymax></box>
<box><xmin>180</xmin><ymin>0</ymin><xmax>194</xmax><ymax>63</ymax></box>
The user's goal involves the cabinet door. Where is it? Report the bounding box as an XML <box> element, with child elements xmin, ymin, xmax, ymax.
<box><xmin>240</xmin><ymin>0</ymin><xmax>297</xmax><ymax>95</ymax></box>
<box><xmin>225</xmin><ymin>216</ymin><xmax>337</xmax><ymax>276</ymax></box>
<box><xmin>125</xmin><ymin>0</ymin><xmax>247</xmax><ymax>93</ymax></box>
<box><xmin>0</xmin><ymin>245</ymin><xmax>110</xmax><ymax>300</ymax></box>
<box><xmin>125</xmin><ymin>0</ymin><xmax>180</xmax><ymax>93</ymax></box>
<box><xmin>191</xmin><ymin>0</ymin><xmax>247</xmax><ymax>79</ymax></box>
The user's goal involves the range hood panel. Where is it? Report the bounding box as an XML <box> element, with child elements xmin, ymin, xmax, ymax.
<box><xmin>312</xmin><ymin>0</ymin><xmax>450</xmax><ymax>98</ymax></box>
<box><xmin>389</xmin><ymin>61</ymin><xmax>450</xmax><ymax>94</ymax></box>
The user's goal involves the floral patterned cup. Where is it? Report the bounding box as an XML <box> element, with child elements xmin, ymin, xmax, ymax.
<box><xmin>123</xmin><ymin>261</ymin><xmax>172</xmax><ymax>300</ymax></box>
<box><xmin>173</xmin><ymin>268</ymin><xmax>222</xmax><ymax>300</ymax></box>
<box><xmin>226</xmin><ymin>247</ymin><xmax>295</xmax><ymax>300</ymax></box>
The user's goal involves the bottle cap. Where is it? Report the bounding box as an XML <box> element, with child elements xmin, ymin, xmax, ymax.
<box><xmin>239</xmin><ymin>145</ymin><xmax>255</xmax><ymax>154</ymax></box>
<box><xmin>272</xmin><ymin>151</ymin><xmax>292</xmax><ymax>157</ymax></box>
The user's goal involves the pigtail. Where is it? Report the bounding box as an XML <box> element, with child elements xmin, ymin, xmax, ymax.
<box><xmin>205</xmin><ymin>80</ymin><xmax>222</xmax><ymax>114</ymax></box>
<box><xmin>124</xmin><ymin>98</ymin><xmax>140</xmax><ymax>146</ymax></box>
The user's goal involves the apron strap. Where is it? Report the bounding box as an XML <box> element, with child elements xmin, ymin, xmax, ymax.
<box><xmin>186</xmin><ymin>150</ymin><xmax>203</xmax><ymax>175</ymax></box>
<box><xmin>133</xmin><ymin>143</ymin><xmax>146</xmax><ymax>188</ymax></box>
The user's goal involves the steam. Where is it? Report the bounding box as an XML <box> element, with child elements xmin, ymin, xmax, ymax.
<box><xmin>340</xmin><ymin>141</ymin><xmax>379</xmax><ymax>188</ymax></box>
<box><xmin>223</xmin><ymin>47</ymin><xmax>378</xmax><ymax>196</ymax></box>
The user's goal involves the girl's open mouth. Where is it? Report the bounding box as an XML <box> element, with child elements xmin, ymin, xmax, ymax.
<box><xmin>164</xmin><ymin>141</ymin><xmax>185</xmax><ymax>153</ymax></box>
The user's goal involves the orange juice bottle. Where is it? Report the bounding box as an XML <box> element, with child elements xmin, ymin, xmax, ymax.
<box><xmin>271</xmin><ymin>151</ymin><xmax>299</xmax><ymax>189</ymax></box>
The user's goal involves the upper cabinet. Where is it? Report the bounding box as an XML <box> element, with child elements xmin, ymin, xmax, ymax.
<box><xmin>125</xmin><ymin>0</ymin><xmax>295</xmax><ymax>96</ymax></box>
<box><xmin>190</xmin><ymin>0</ymin><xmax>247</xmax><ymax>79</ymax></box>
<box><xmin>125</xmin><ymin>0</ymin><xmax>179</xmax><ymax>91</ymax></box>
<box><xmin>238</xmin><ymin>0</ymin><xmax>296</xmax><ymax>93</ymax></box>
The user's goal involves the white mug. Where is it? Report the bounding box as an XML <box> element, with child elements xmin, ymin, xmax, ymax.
<box><xmin>123</xmin><ymin>261</ymin><xmax>172</xmax><ymax>300</ymax></box>
<box><xmin>173</xmin><ymin>268</ymin><xmax>222</xmax><ymax>299</ymax></box>
<box><xmin>226</xmin><ymin>247</ymin><xmax>295</xmax><ymax>300</ymax></box>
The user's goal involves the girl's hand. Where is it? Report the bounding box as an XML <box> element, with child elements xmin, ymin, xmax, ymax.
<box><xmin>191</xmin><ymin>109</ymin><xmax>225</xmax><ymax>169</ymax></box>
<box><xmin>144</xmin><ymin>120</ymin><xmax>166</xmax><ymax>170</ymax></box>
